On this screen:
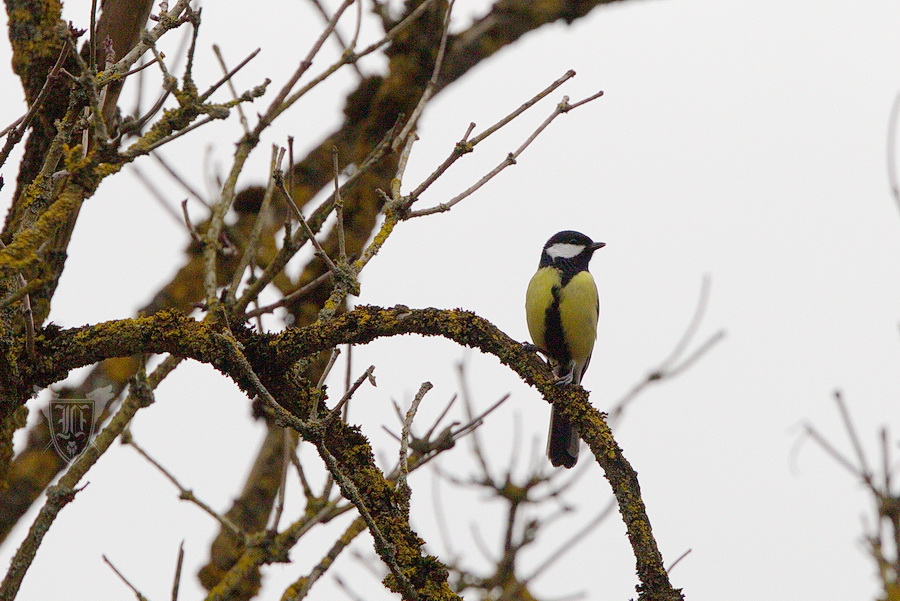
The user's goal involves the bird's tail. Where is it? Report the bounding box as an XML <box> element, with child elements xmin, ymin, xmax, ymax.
<box><xmin>547</xmin><ymin>405</ymin><xmax>579</xmax><ymax>468</ymax></box>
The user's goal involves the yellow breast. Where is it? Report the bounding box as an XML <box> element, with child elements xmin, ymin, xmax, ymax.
<box><xmin>525</xmin><ymin>267</ymin><xmax>599</xmax><ymax>364</ymax></box>
<box><xmin>525</xmin><ymin>267</ymin><xmax>561</xmax><ymax>351</ymax></box>
<box><xmin>558</xmin><ymin>270</ymin><xmax>599</xmax><ymax>364</ymax></box>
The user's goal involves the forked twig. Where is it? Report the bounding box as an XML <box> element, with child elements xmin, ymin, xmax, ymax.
<box><xmin>608</xmin><ymin>275</ymin><xmax>725</xmax><ymax>425</ymax></box>
<box><xmin>401</xmin><ymin>70</ymin><xmax>577</xmax><ymax>207</ymax></box>
<box><xmin>405</xmin><ymin>87</ymin><xmax>604</xmax><ymax>218</ymax></box>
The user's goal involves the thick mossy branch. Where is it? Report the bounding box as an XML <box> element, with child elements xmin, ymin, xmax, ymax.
<box><xmin>4</xmin><ymin>304</ymin><xmax>680</xmax><ymax>600</ymax></box>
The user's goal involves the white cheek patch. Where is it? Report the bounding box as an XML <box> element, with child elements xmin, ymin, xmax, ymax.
<box><xmin>546</xmin><ymin>243</ymin><xmax>584</xmax><ymax>259</ymax></box>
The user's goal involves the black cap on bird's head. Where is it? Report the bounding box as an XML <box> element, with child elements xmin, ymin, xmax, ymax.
<box><xmin>539</xmin><ymin>230</ymin><xmax>605</xmax><ymax>270</ymax></box>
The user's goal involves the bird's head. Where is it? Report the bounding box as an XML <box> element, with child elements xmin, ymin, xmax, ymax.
<box><xmin>540</xmin><ymin>230</ymin><xmax>605</xmax><ymax>269</ymax></box>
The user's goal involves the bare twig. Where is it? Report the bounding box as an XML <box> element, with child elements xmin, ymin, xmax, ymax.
<box><xmin>403</xmin><ymin>70</ymin><xmax>576</xmax><ymax>206</ymax></box>
<box><xmin>799</xmin><ymin>394</ymin><xmax>900</xmax><ymax>597</ymax></box>
<box><xmin>124</xmin><ymin>432</ymin><xmax>247</xmax><ymax>542</ymax></box>
<box><xmin>887</xmin><ymin>90</ymin><xmax>900</xmax><ymax>217</ymax></box>
<box><xmin>180</xmin><ymin>199</ymin><xmax>202</xmax><ymax>242</ymax></box>
<box><xmin>272</xmin><ymin>0</ymin><xmax>439</xmax><ymax>123</ymax></box>
<box><xmin>152</xmin><ymin>152</ymin><xmax>209</xmax><ymax>207</ymax></box>
<box><xmin>834</xmin><ymin>390</ymin><xmax>874</xmax><ymax>485</ymax></box>
<box><xmin>307</xmin><ymin>0</ymin><xmax>365</xmax><ymax>79</ymax></box>
<box><xmin>398</xmin><ymin>382</ymin><xmax>433</xmax><ymax>487</ymax></box>
<box><xmin>608</xmin><ymin>275</ymin><xmax>725</xmax><ymax>425</ymax></box>
<box><xmin>0</xmin><ymin>238</ymin><xmax>35</xmax><ymax>357</ymax></box>
<box><xmin>0</xmin><ymin>115</ymin><xmax>24</xmax><ymax>138</ymax></box>
<box><xmin>283</xmin><ymin>516</ymin><xmax>367</xmax><ymax>600</ymax></box>
<box><xmin>406</xmin><ymin>88</ymin><xmax>604</xmax><ymax>218</ymax></box>
<box><xmin>799</xmin><ymin>422</ymin><xmax>863</xmax><ymax>480</ymax></box>
<box><xmin>206</xmin><ymin>45</ymin><xmax>260</xmax><ymax>122</ymax></box>
<box><xmin>316</xmin><ymin>347</ymin><xmax>341</xmax><ymax>390</ymax></box>
<box><xmin>129</xmin><ymin>163</ymin><xmax>185</xmax><ymax>225</ymax></box>
<box><xmin>226</xmin><ymin>146</ymin><xmax>284</xmax><ymax>304</ymax></box>
<box><xmin>171</xmin><ymin>540</ymin><xmax>185</xmax><ymax>601</ymax></box>
<box><xmin>332</xmin><ymin>146</ymin><xmax>347</xmax><ymax>264</ymax></box>
<box><xmin>102</xmin><ymin>555</ymin><xmax>149</xmax><ymax>601</ymax></box>
<box><xmin>325</xmin><ymin>365</ymin><xmax>376</xmax><ymax>425</ymax></box>
<box><xmin>458</xmin><ymin>359</ymin><xmax>492</xmax><ymax>480</ymax></box>
<box><xmin>271</xmin><ymin>427</ymin><xmax>291</xmax><ymax>531</ymax></box>
<box><xmin>88</xmin><ymin>0</ymin><xmax>98</xmax><ymax>69</ymax></box>
<box><xmin>242</xmin><ymin>271</ymin><xmax>334</xmax><ymax>320</ymax></box>
<box><xmin>0</xmin><ymin>44</ymin><xmax>69</xmax><ymax>171</ymax></box>
<box><xmin>519</xmin><ymin>498</ymin><xmax>617</xmax><ymax>588</ymax></box>
<box><xmin>666</xmin><ymin>548</ymin><xmax>692</xmax><ymax>574</ymax></box>
<box><xmin>231</xmin><ymin>117</ymin><xmax>402</xmax><ymax>316</ymax></box>
<box><xmin>275</xmin><ymin>169</ymin><xmax>341</xmax><ymax>276</ymax></box>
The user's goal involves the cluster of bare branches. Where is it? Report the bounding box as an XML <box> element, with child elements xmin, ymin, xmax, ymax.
<box><xmin>801</xmin><ymin>394</ymin><xmax>900</xmax><ymax>601</ymax></box>
<box><xmin>0</xmin><ymin>1</ymin><xmax>706</xmax><ymax>600</ymax></box>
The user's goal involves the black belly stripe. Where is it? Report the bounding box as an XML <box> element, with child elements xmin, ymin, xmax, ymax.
<box><xmin>543</xmin><ymin>285</ymin><xmax>570</xmax><ymax>365</ymax></box>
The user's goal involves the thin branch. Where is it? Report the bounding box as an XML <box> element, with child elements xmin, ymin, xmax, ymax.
<box><xmin>242</xmin><ymin>271</ymin><xmax>333</xmax><ymax>320</ymax></box>
<box><xmin>316</xmin><ymin>347</ymin><xmax>341</xmax><ymax>390</ymax></box>
<box><xmin>273</xmin><ymin>0</ymin><xmax>439</xmax><ymax>123</ymax></box>
<box><xmin>406</xmin><ymin>88</ymin><xmax>603</xmax><ymax>218</ymax></box>
<box><xmin>123</xmin><ymin>432</ymin><xmax>247</xmax><ymax>542</ymax></box>
<box><xmin>263</xmin><ymin>0</ymin><xmax>356</xmax><ymax>122</ymax></box>
<box><xmin>275</xmin><ymin>169</ymin><xmax>341</xmax><ymax>276</ymax></box>
<box><xmin>0</xmin><ymin>238</ymin><xmax>35</xmax><ymax>358</ymax></box>
<box><xmin>520</xmin><ymin>498</ymin><xmax>617</xmax><ymax>587</ymax></box>
<box><xmin>205</xmin><ymin>45</ymin><xmax>260</xmax><ymax>121</ymax></box>
<box><xmin>101</xmin><ymin>0</ymin><xmax>195</xmax><ymax>81</ymax></box>
<box><xmin>887</xmin><ymin>90</ymin><xmax>900</xmax><ymax>217</ymax></box>
<box><xmin>332</xmin><ymin>146</ymin><xmax>347</xmax><ymax>264</ymax></box>
<box><xmin>405</xmin><ymin>70</ymin><xmax>576</xmax><ymax>204</ymax></box>
<box><xmin>231</xmin><ymin>116</ymin><xmax>402</xmax><ymax>316</ymax></box>
<box><xmin>398</xmin><ymin>382</ymin><xmax>433</xmax><ymax>488</ymax></box>
<box><xmin>226</xmin><ymin>145</ymin><xmax>284</xmax><ymax>304</ymax></box>
<box><xmin>325</xmin><ymin>365</ymin><xmax>376</xmax><ymax>425</ymax></box>
<box><xmin>129</xmin><ymin>163</ymin><xmax>185</xmax><ymax>226</ymax></box>
<box><xmin>271</xmin><ymin>427</ymin><xmax>291</xmax><ymax>531</ymax></box>
<box><xmin>89</xmin><ymin>0</ymin><xmax>98</xmax><ymax>72</ymax></box>
<box><xmin>171</xmin><ymin>540</ymin><xmax>185</xmax><ymax>601</ymax></box>
<box><xmin>283</xmin><ymin>516</ymin><xmax>367</xmax><ymax>601</ymax></box>
<box><xmin>0</xmin><ymin>115</ymin><xmax>24</xmax><ymax>138</ymax></box>
<box><xmin>0</xmin><ymin>44</ymin><xmax>69</xmax><ymax>171</ymax></box>
<box><xmin>102</xmin><ymin>555</ymin><xmax>150</xmax><ymax>601</ymax></box>
<box><xmin>834</xmin><ymin>390</ymin><xmax>874</xmax><ymax>484</ymax></box>
<box><xmin>120</xmin><ymin>54</ymin><xmax>165</xmax><ymax>79</ymax></box>
<box><xmin>307</xmin><ymin>0</ymin><xmax>365</xmax><ymax>79</ymax></box>
<box><xmin>152</xmin><ymin>152</ymin><xmax>209</xmax><ymax>207</ymax></box>
<box><xmin>316</xmin><ymin>442</ymin><xmax>421</xmax><ymax>601</ymax></box>
<box><xmin>458</xmin><ymin>359</ymin><xmax>492</xmax><ymax>480</ymax></box>
<box><xmin>180</xmin><ymin>199</ymin><xmax>203</xmax><ymax>243</ymax></box>
<box><xmin>666</xmin><ymin>548</ymin><xmax>692</xmax><ymax>574</ymax></box>
<box><xmin>608</xmin><ymin>276</ymin><xmax>725</xmax><ymax>425</ymax></box>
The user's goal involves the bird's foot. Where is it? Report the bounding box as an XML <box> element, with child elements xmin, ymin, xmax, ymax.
<box><xmin>552</xmin><ymin>360</ymin><xmax>577</xmax><ymax>386</ymax></box>
<box><xmin>553</xmin><ymin>370</ymin><xmax>575</xmax><ymax>386</ymax></box>
<box><xmin>522</xmin><ymin>342</ymin><xmax>541</xmax><ymax>353</ymax></box>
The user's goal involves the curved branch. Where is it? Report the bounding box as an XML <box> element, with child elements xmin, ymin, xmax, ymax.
<box><xmin>7</xmin><ymin>304</ymin><xmax>681</xmax><ymax>600</ymax></box>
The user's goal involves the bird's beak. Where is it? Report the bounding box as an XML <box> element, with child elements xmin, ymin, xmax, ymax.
<box><xmin>590</xmin><ymin>241</ymin><xmax>606</xmax><ymax>251</ymax></box>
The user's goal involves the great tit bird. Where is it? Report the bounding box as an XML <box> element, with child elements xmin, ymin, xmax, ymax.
<box><xmin>525</xmin><ymin>230</ymin><xmax>605</xmax><ymax>468</ymax></box>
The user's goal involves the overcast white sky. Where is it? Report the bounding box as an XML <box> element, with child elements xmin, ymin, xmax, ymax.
<box><xmin>2</xmin><ymin>0</ymin><xmax>900</xmax><ymax>599</ymax></box>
